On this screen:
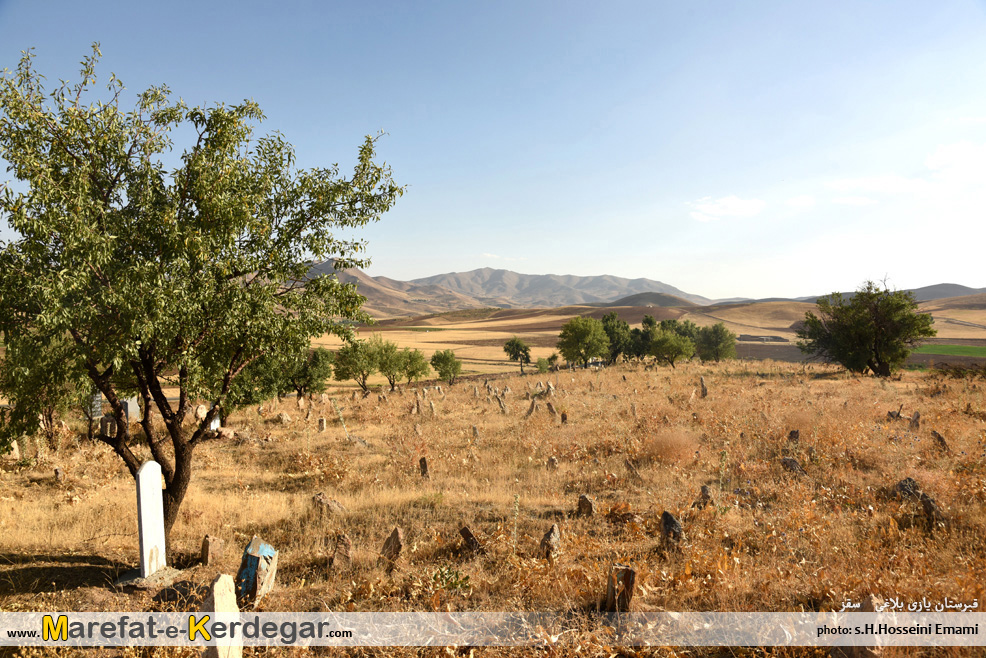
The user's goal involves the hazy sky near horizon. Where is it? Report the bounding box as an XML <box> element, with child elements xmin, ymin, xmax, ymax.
<box><xmin>1</xmin><ymin>1</ymin><xmax>984</xmax><ymax>300</ymax></box>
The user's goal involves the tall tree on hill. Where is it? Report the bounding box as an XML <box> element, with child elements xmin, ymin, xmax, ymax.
<box><xmin>797</xmin><ymin>281</ymin><xmax>935</xmax><ymax>376</ymax></box>
<box><xmin>503</xmin><ymin>337</ymin><xmax>532</xmax><ymax>373</ymax></box>
<box><xmin>602</xmin><ymin>312</ymin><xmax>633</xmax><ymax>364</ymax></box>
<box><xmin>430</xmin><ymin>349</ymin><xmax>462</xmax><ymax>385</ymax></box>
<box><xmin>334</xmin><ymin>340</ymin><xmax>378</xmax><ymax>394</ymax></box>
<box><xmin>0</xmin><ymin>46</ymin><xmax>402</xmax><ymax>556</ymax></box>
<box><xmin>557</xmin><ymin>316</ymin><xmax>610</xmax><ymax>367</ymax></box>
<box><xmin>695</xmin><ymin>323</ymin><xmax>738</xmax><ymax>362</ymax></box>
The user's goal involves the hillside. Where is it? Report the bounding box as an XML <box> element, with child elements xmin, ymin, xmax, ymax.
<box><xmin>411</xmin><ymin>268</ymin><xmax>713</xmax><ymax>307</ymax></box>
<box><xmin>601</xmin><ymin>291</ymin><xmax>697</xmax><ymax>308</ymax></box>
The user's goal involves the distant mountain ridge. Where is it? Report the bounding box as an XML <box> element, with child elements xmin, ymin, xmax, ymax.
<box><xmin>306</xmin><ymin>261</ymin><xmax>984</xmax><ymax>319</ymax></box>
<box><xmin>410</xmin><ymin>268</ymin><xmax>713</xmax><ymax>307</ymax></box>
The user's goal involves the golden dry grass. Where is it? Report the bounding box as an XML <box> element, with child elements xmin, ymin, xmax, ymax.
<box><xmin>3</xmin><ymin>360</ymin><xmax>986</xmax><ymax>657</ymax></box>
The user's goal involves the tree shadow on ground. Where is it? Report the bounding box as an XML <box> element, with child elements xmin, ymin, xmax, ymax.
<box><xmin>0</xmin><ymin>553</ymin><xmax>130</xmax><ymax>596</ymax></box>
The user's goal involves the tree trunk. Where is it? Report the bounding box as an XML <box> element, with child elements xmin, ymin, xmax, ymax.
<box><xmin>162</xmin><ymin>441</ymin><xmax>194</xmax><ymax>562</ymax></box>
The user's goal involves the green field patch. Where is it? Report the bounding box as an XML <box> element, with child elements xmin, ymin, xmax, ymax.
<box><xmin>913</xmin><ymin>344</ymin><xmax>986</xmax><ymax>357</ymax></box>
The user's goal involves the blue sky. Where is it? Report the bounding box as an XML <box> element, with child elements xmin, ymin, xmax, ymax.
<box><xmin>1</xmin><ymin>1</ymin><xmax>985</xmax><ymax>299</ymax></box>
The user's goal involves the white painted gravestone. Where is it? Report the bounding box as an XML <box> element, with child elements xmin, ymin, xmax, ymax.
<box><xmin>136</xmin><ymin>461</ymin><xmax>167</xmax><ymax>578</ymax></box>
<box><xmin>91</xmin><ymin>392</ymin><xmax>103</xmax><ymax>418</ymax></box>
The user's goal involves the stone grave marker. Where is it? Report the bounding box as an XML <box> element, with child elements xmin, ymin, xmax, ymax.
<box><xmin>380</xmin><ymin>527</ymin><xmax>404</xmax><ymax>573</ymax></box>
<box><xmin>577</xmin><ymin>494</ymin><xmax>596</xmax><ymax>518</ymax></box>
<box><xmin>202</xmin><ymin>574</ymin><xmax>240</xmax><ymax>658</ymax></box>
<box><xmin>90</xmin><ymin>392</ymin><xmax>103</xmax><ymax>418</ymax></box>
<box><xmin>195</xmin><ymin>405</ymin><xmax>208</xmax><ymax>421</ymax></box>
<box><xmin>661</xmin><ymin>511</ymin><xmax>683</xmax><ymax>548</ymax></box>
<box><xmin>235</xmin><ymin>535</ymin><xmax>278</xmax><ymax>608</ymax></box>
<box><xmin>99</xmin><ymin>415</ymin><xmax>117</xmax><ymax>436</ymax></box>
<box><xmin>699</xmin><ymin>377</ymin><xmax>708</xmax><ymax>398</ymax></box>
<box><xmin>909</xmin><ymin>411</ymin><xmax>921</xmax><ymax>431</ymax></box>
<box><xmin>4</xmin><ymin>440</ymin><xmax>20</xmax><ymax>461</ymax></box>
<box><xmin>332</xmin><ymin>533</ymin><xmax>352</xmax><ymax>572</ymax></box>
<box><xmin>209</xmin><ymin>416</ymin><xmax>221</xmax><ymax>431</ymax></box>
<box><xmin>318</xmin><ymin>417</ymin><xmax>327</xmax><ymax>432</ymax></box>
<box><xmin>201</xmin><ymin>534</ymin><xmax>225</xmax><ymax>566</ymax></box>
<box><xmin>604</xmin><ymin>564</ymin><xmax>637</xmax><ymax>612</ymax></box>
<box><xmin>459</xmin><ymin>526</ymin><xmax>484</xmax><ymax>555</ymax></box>
<box><xmin>136</xmin><ymin>461</ymin><xmax>167</xmax><ymax>578</ymax></box>
<box><xmin>540</xmin><ymin>524</ymin><xmax>561</xmax><ymax>563</ymax></box>
<box><xmin>419</xmin><ymin>456</ymin><xmax>429</xmax><ymax>479</ymax></box>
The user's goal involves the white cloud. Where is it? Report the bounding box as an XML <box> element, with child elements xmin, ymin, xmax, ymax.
<box><xmin>785</xmin><ymin>194</ymin><xmax>815</xmax><ymax>209</ymax></box>
<box><xmin>831</xmin><ymin>195</ymin><xmax>877</xmax><ymax>206</ymax></box>
<box><xmin>688</xmin><ymin>195</ymin><xmax>766</xmax><ymax>222</ymax></box>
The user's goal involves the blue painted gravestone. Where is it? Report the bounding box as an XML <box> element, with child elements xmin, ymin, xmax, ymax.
<box><xmin>235</xmin><ymin>535</ymin><xmax>278</xmax><ymax>608</ymax></box>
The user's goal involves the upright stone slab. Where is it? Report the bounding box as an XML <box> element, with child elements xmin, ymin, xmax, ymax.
<box><xmin>91</xmin><ymin>392</ymin><xmax>103</xmax><ymax>418</ymax></box>
<box><xmin>332</xmin><ymin>533</ymin><xmax>353</xmax><ymax>572</ymax></box>
<box><xmin>209</xmin><ymin>416</ymin><xmax>221</xmax><ymax>431</ymax></box>
<box><xmin>100</xmin><ymin>415</ymin><xmax>117</xmax><ymax>437</ymax></box>
<box><xmin>202</xmin><ymin>574</ymin><xmax>241</xmax><ymax>658</ymax></box>
<box><xmin>122</xmin><ymin>397</ymin><xmax>140</xmax><ymax>422</ymax></box>
<box><xmin>235</xmin><ymin>536</ymin><xmax>278</xmax><ymax>608</ymax></box>
<box><xmin>318</xmin><ymin>418</ymin><xmax>327</xmax><ymax>432</ymax></box>
<box><xmin>604</xmin><ymin>564</ymin><xmax>637</xmax><ymax>612</ymax></box>
<box><xmin>7</xmin><ymin>440</ymin><xmax>20</xmax><ymax>461</ymax></box>
<box><xmin>136</xmin><ymin>461</ymin><xmax>167</xmax><ymax>578</ymax></box>
<box><xmin>201</xmin><ymin>534</ymin><xmax>225</xmax><ymax>566</ymax></box>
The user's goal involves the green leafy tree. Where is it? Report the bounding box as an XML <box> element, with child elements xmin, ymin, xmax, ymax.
<box><xmin>401</xmin><ymin>348</ymin><xmax>431</xmax><ymax>385</ymax></box>
<box><xmin>556</xmin><ymin>316</ymin><xmax>610</xmax><ymax>367</ymax></box>
<box><xmin>602</xmin><ymin>312</ymin><xmax>633</xmax><ymax>364</ymax></box>
<box><xmin>547</xmin><ymin>353</ymin><xmax>560</xmax><ymax>369</ymax></box>
<box><xmin>287</xmin><ymin>347</ymin><xmax>335</xmax><ymax>399</ymax></box>
<box><xmin>536</xmin><ymin>357</ymin><xmax>550</xmax><ymax>374</ymax></box>
<box><xmin>503</xmin><ymin>337</ymin><xmax>532</xmax><ymax>373</ymax></box>
<box><xmin>660</xmin><ymin>318</ymin><xmax>700</xmax><ymax>341</ymax></box>
<box><xmin>430</xmin><ymin>349</ymin><xmax>462</xmax><ymax>385</ymax></box>
<box><xmin>369</xmin><ymin>335</ymin><xmax>405</xmax><ymax>392</ymax></box>
<box><xmin>334</xmin><ymin>340</ymin><xmax>378</xmax><ymax>394</ymax></box>
<box><xmin>695</xmin><ymin>323</ymin><xmax>737</xmax><ymax>362</ymax></box>
<box><xmin>796</xmin><ymin>281</ymin><xmax>936</xmax><ymax>376</ymax></box>
<box><xmin>0</xmin><ymin>46</ymin><xmax>401</xmax><ymax>551</ymax></box>
<box><xmin>648</xmin><ymin>330</ymin><xmax>695</xmax><ymax>369</ymax></box>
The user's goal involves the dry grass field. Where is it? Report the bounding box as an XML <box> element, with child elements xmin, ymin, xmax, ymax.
<box><xmin>2</xmin><ymin>359</ymin><xmax>986</xmax><ymax>657</ymax></box>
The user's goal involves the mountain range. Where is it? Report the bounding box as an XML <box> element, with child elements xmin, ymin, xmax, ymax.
<box><xmin>306</xmin><ymin>261</ymin><xmax>985</xmax><ymax>319</ymax></box>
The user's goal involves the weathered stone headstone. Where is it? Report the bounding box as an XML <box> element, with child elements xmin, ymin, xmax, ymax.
<box><xmin>331</xmin><ymin>533</ymin><xmax>352</xmax><ymax>572</ymax></box>
<box><xmin>91</xmin><ymin>392</ymin><xmax>104</xmax><ymax>418</ymax></box>
<box><xmin>296</xmin><ymin>396</ymin><xmax>306</xmax><ymax>410</ymax></box>
<box><xmin>317</xmin><ymin>417</ymin><xmax>326</xmax><ymax>432</ymax></box>
<box><xmin>276</xmin><ymin>412</ymin><xmax>291</xmax><ymax>425</ymax></box>
<box><xmin>202</xmin><ymin>574</ymin><xmax>241</xmax><ymax>658</ymax></box>
<box><xmin>217</xmin><ymin>427</ymin><xmax>235</xmax><ymax>441</ymax></box>
<box><xmin>920</xmin><ymin>492</ymin><xmax>945</xmax><ymax>528</ymax></box>
<box><xmin>604</xmin><ymin>564</ymin><xmax>637</xmax><ymax>612</ymax></box>
<box><xmin>699</xmin><ymin>377</ymin><xmax>708</xmax><ymax>398</ymax></box>
<box><xmin>496</xmin><ymin>397</ymin><xmax>508</xmax><ymax>415</ymax></box>
<box><xmin>311</xmin><ymin>492</ymin><xmax>347</xmax><ymax>518</ymax></box>
<box><xmin>472</xmin><ymin>425</ymin><xmax>480</xmax><ymax>441</ymax></box>
<box><xmin>136</xmin><ymin>461</ymin><xmax>167</xmax><ymax>578</ymax></box>
<box><xmin>209</xmin><ymin>416</ymin><xmax>221</xmax><ymax>431</ymax></box>
<box><xmin>630</xmin><ymin>403</ymin><xmax>637</xmax><ymax>419</ymax></box>
<box><xmin>122</xmin><ymin>397</ymin><xmax>140</xmax><ymax>422</ymax></box>
<box><xmin>415</xmin><ymin>399</ymin><xmax>422</xmax><ymax>415</ymax></box>
<box><xmin>909</xmin><ymin>411</ymin><xmax>921</xmax><ymax>431</ymax></box>
<box><xmin>540</xmin><ymin>524</ymin><xmax>561</xmax><ymax>563</ymax></box>
<box><xmin>99</xmin><ymin>415</ymin><xmax>117</xmax><ymax>437</ymax></box>
<box><xmin>378</xmin><ymin>393</ymin><xmax>388</xmax><ymax>403</ymax></box>
<box><xmin>895</xmin><ymin>477</ymin><xmax>921</xmax><ymax>500</ymax></box>
<box><xmin>429</xmin><ymin>400</ymin><xmax>436</xmax><ymax>415</ymax></box>
<box><xmin>547</xmin><ymin>456</ymin><xmax>559</xmax><ymax>470</ymax></box>
<box><xmin>414</xmin><ymin>424</ymin><xmax>423</xmax><ymax>437</ymax></box>
<box><xmin>781</xmin><ymin>457</ymin><xmax>807</xmax><ymax>476</ymax></box>
<box><xmin>235</xmin><ymin>535</ymin><xmax>278</xmax><ymax>608</ymax></box>
<box><xmin>201</xmin><ymin>535</ymin><xmax>225</xmax><ymax>566</ymax></box>
<box><xmin>525</xmin><ymin>399</ymin><xmax>538</xmax><ymax>418</ymax></box>
<box><xmin>546</xmin><ymin>402</ymin><xmax>557</xmax><ymax>417</ymax></box>
<box><xmin>5</xmin><ymin>440</ymin><xmax>20</xmax><ymax>461</ymax></box>
<box><xmin>380</xmin><ymin>527</ymin><xmax>404</xmax><ymax>573</ymax></box>
<box><xmin>195</xmin><ymin>405</ymin><xmax>208</xmax><ymax>421</ymax></box>
<box><xmin>473</xmin><ymin>386</ymin><xmax>479</xmax><ymax>398</ymax></box>
<box><xmin>577</xmin><ymin>494</ymin><xmax>596</xmax><ymax>518</ymax></box>
<box><xmin>560</xmin><ymin>411</ymin><xmax>568</xmax><ymax>424</ymax></box>
<box><xmin>419</xmin><ymin>456</ymin><xmax>429</xmax><ymax>479</ymax></box>
<box><xmin>660</xmin><ymin>511</ymin><xmax>683</xmax><ymax>547</ymax></box>
<box><xmin>459</xmin><ymin>526</ymin><xmax>484</xmax><ymax>555</ymax></box>
<box><xmin>788</xmin><ymin>429</ymin><xmax>800</xmax><ymax>443</ymax></box>
<box><xmin>931</xmin><ymin>430</ymin><xmax>950</xmax><ymax>453</ymax></box>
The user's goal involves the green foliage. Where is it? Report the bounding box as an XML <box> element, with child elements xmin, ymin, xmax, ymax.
<box><xmin>432</xmin><ymin>565</ymin><xmax>470</xmax><ymax>591</ymax></box>
<box><xmin>503</xmin><ymin>337</ymin><xmax>532</xmax><ymax>373</ymax></box>
<box><xmin>0</xmin><ymin>46</ymin><xmax>401</xmax><ymax>539</ymax></box>
<box><xmin>430</xmin><ymin>349</ymin><xmax>462</xmax><ymax>385</ymax></box>
<box><xmin>287</xmin><ymin>347</ymin><xmax>335</xmax><ymax>398</ymax></box>
<box><xmin>556</xmin><ymin>316</ymin><xmax>610</xmax><ymax>367</ymax></box>
<box><xmin>401</xmin><ymin>348</ymin><xmax>431</xmax><ymax>385</ymax></box>
<box><xmin>648</xmin><ymin>329</ymin><xmax>695</xmax><ymax>369</ymax></box>
<box><xmin>334</xmin><ymin>340</ymin><xmax>378</xmax><ymax>393</ymax></box>
<box><xmin>695</xmin><ymin>323</ymin><xmax>737</xmax><ymax>362</ymax></box>
<box><xmin>547</xmin><ymin>353</ymin><xmax>559</xmax><ymax>367</ymax></box>
<box><xmin>660</xmin><ymin>318</ymin><xmax>700</xmax><ymax>341</ymax></box>
<box><xmin>796</xmin><ymin>281</ymin><xmax>936</xmax><ymax>377</ymax></box>
<box><xmin>536</xmin><ymin>357</ymin><xmax>550</xmax><ymax>374</ymax></box>
<box><xmin>601</xmin><ymin>312</ymin><xmax>633</xmax><ymax>364</ymax></box>
<box><xmin>369</xmin><ymin>334</ymin><xmax>402</xmax><ymax>391</ymax></box>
